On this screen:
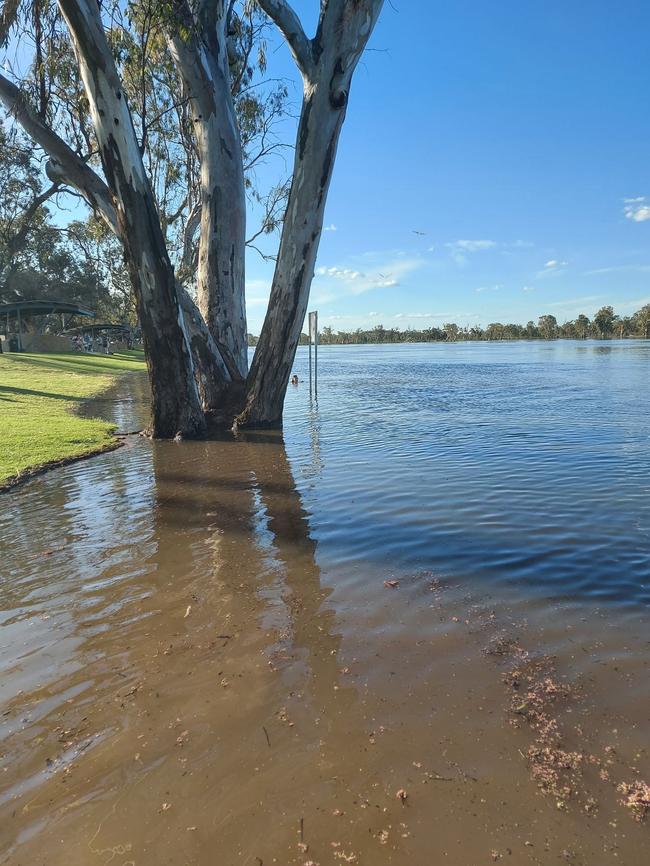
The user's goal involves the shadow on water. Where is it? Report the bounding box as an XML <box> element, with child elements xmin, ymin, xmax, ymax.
<box><xmin>150</xmin><ymin>428</ymin><xmax>346</xmax><ymax>695</ymax></box>
<box><xmin>0</xmin><ymin>420</ymin><xmax>363</xmax><ymax>864</ymax></box>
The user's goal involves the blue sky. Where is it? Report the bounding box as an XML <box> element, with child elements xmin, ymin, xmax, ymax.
<box><xmin>245</xmin><ymin>0</ymin><xmax>650</xmax><ymax>332</ymax></box>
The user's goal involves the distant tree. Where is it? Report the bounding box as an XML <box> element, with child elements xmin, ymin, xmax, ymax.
<box><xmin>485</xmin><ymin>322</ymin><xmax>505</xmax><ymax>340</ymax></box>
<box><xmin>538</xmin><ymin>314</ymin><xmax>558</xmax><ymax>340</ymax></box>
<box><xmin>0</xmin><ymin>127</ymin><xmax>114</xmax><ymax>314</ymax></box>
<box><xmin>503</xmin><ymin>323</ymin><xmax>525</xmax><ymax>339</ymax></box>
<box><xmin>633</xmin><ymin>304</ymin><xmax>650</xmax><ymax>338</ymax></box>
<box><xmin>524</xmin><ymin>320</ymin><xmax>538</xmax><ymax>339</ymax></box>
<box><xmin>617</xmin><ymin>316</ymin><xmax>634</xmax><ymax>339</ymax></box>
<box><xmin>558</xmin><ymin>319</ymin><xmax>575</xmax><ymax>338</ymax></box>
<box><xmin>443</xmin><ymin>322</ymin><xmax>459</xmax><ymax>341</ymax></box>
<box><xmin>593</xmin><ymin>305</ymin><xmax>616</xmax><ymax>338</ymax></box>
<box><xmin>65</xmin><ymin>218</ymin><xmax>136</xmax><ymax>323</ymax></box>
<box><xmin>575</xmin><ymin>314</ymin><xmax>590</xmax><ymax>339</ymax></box>
<box><xmin>0</xmin><ymin>122</ymin><xmax>61</xmax><ymax>298</ymax></box>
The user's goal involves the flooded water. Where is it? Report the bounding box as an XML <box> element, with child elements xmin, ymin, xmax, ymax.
<box><xmin>1</xmin><ymin>340</ymin><xmax>649</xmax><ymax>865</ymax></box>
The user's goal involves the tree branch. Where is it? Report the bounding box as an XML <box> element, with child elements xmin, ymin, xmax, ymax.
<box><xmin>0</xmin><ymin>71</ymin><xmax>118</xmax><ymax>233</ymax></box>
<box><xmin>256</xmin><ymin>0</ymin><xmax>313</xmax><ymax>78</ymax></box>
<box><xmin>5</xmin><ymin>181</ymin><xmax>60</xmax><ymax>264</ymax></box>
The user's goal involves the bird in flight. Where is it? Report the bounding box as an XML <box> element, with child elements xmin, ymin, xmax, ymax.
<box><xmin>412</xmin><ymin>230</ymin><xmax>426</xmax><ymax>236</ymax></box>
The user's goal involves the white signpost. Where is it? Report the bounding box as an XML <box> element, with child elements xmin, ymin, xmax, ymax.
<box><xmin>308</xmin><ymin>310</ymin><xmax>318</xmax><ymax>397</ymax></box>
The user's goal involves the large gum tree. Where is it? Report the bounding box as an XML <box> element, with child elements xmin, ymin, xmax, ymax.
<box><xmin>0</xmin><ymin>0</ymin><xmax>384</xmax><ymax>436</ymax></box>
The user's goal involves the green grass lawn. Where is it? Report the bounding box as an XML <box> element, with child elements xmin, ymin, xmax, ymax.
<box><xmin>0</xmin><ymin>350</ymin><xmax>146</xmax><ymax>488</ymax></box>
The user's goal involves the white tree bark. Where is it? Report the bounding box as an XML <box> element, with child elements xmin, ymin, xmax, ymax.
<box><xmin>168</xmin><ymin>0</ymin><xmax>248</xmax><ymax>381</ymax></box>
<box><xmin>238</xmin><ymin>0</ymin><xmax>384</xmax><ymax>426</ymax></box>
<box><xmin>57</xmin><ymin>0</ymin><xmax>207</xmax><ymax>438</ymax></box>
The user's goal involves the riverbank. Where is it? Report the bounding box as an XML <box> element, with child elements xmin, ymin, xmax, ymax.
<box><xmin>0</xmin><ymin>350</ymin><xmax>146</xmax><ymax>490</ymax></box>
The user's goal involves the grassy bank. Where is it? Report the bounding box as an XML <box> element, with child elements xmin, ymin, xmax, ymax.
<box><xmin>0</xmin><ymin>350</ymin><xmax>146</xmax><ymax>489</ymax></box>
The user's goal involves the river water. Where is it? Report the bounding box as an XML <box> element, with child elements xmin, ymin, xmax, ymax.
<box><xmin>1</xmin><ymin>340</ymin><xmax>649</xmax><ymax>865</ymax></box>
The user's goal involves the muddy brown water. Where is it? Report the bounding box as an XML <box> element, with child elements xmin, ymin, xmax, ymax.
<box><xmin>1</xmin><ymin>342</ymin><xmax>649</xmax><ymax>865</ymax></box>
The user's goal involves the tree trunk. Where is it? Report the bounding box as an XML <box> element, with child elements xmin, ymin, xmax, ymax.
<box><xmin>238</xmin><ymin>80</ymin><xmax>344</xmax><ymax>426</ymax></box>
<box><xmin>238</xmin><ymin>0</ymin><xmax>384</xmax><ymax>427</ymax></box>
<box><xmin>176</xmin><ymin>284</ymin><xmax>233</xmax><ymax>411</ymax></box>
<box><xmin>168</xmin><ymin>5</ymin><xmax>248</xmax><ymax>381</ymax></box>
<box><xmin>58</xmin><ymin>0</ymin><xmax>206</xmax><ymax>439</ymax></box>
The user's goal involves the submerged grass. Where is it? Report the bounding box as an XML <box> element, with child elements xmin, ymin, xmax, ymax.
<box><xmin>0</xmin><ymin>350</ymin><xmax>146</xmax><ymax>489</ymax></box>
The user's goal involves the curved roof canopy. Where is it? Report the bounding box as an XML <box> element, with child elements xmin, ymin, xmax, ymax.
<box><xmin>64</xmin><ymin>322</ymin><xmax>132</xmax><ymax>334</ymax></box>
<box><xmin>0</xmin><ymin>299</ymin><xmax>96</xmax><ymax>319</ymax></box>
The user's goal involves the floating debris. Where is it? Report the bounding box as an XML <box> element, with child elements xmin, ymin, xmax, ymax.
<box><xmin>618</xmin><ymin>780</ymin><xmax>650</xmax><ymax>822</ymax></box>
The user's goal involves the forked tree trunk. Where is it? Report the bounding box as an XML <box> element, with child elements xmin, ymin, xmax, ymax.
<box><xmin>57</xmin><ymin>0</ymin><xmax>206</xmax><ymax>438</ymax></box>
<box><xmin>169</xmin><ymin>2</ymin><xmax>248</xmax><ymax>381</ymax></box>
<box><xmin>237</xmin><ymin>0</ymin><xmax>384</xmax><ymax>427</ymax></box>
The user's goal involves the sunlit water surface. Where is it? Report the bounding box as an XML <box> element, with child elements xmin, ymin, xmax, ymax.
<box><xmin>1</xmin><ymin>340</ymin><xmax>649</xmax><ymax>865</ymax></box>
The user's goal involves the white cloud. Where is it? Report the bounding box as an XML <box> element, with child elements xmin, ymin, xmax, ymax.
<box><xmin>624</xmin><ymin>197</ymin><xmax>650</xmax><ymax>222</ymax></box>
<box><xmin>316</xmin><ymin>266</ymin><xmax>364</xmax><ymax>280</ymax></box>
<box><xmin>536</xmin><ymin>259</ymin><xmax>569</xmax><ymax>278</ymax></box>
<box><xmin>313</xmin><ymin>255</ymin><xmax>424</xmax><ymax>296</ymax></box>
<box><xmin>442</xmin><ymin>238</ymin><xmax>532</xmax><ymax>266</ymax></box>
<box><xmin>445</xmin><ymin>239</ymin><xmax>496</xmax><ymax>267</ymax></box>
<box><xmin>522</xmin><ymin>286</ymin><xmax>536</xmax><ymax>293</ymax></box>
<box><xmin>475</xmin><ymin>284</ymin><xmax>502</xmax><ymax>293</ymax></box>
<box><xmin>547</xmin><ymin>295</ymin><xmax>603</xmax><ymax>310</ymax></box>
<box><xmin>392</xmin><ymin>311</ymin><xmax>480</xmax><ymax>321</ymax></box>
<box><xmin>448</xmin><ymin>239</ymin><xmax>497</xmax><ymax>252</ymax></box>
<box><xmin>445</xmin><ymin>239</ymin><xmax>498</xmax><ymax>262</ymax></box>
<box><xmin>614</xmin><ymin>295</ymin><xmax>650</xmax><ymax>312</ymax></box>
<box><xmin>585</xmin><ymin>264</ymin><xmax>650</xmax><ymax>275</ymax></box>
<box><xmin>324</xmin><ymin>223</ymin><xmax>337</xmax><ymax>232</ymax></box>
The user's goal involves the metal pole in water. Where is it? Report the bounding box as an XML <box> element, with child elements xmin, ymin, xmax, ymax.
<box><xmin>308</xmin><ymin>311</ymin><xmax>318</xmax><ymax>398</ymax></box>
<box><xmin>314</xmin><ymin>311</ymin><xmax>318</xmax><ymax>398</ymax></box>
<box><xmin>309</xmin><ymin>325</ymin><xmax>313</xmax><ymax>396</ymax></box>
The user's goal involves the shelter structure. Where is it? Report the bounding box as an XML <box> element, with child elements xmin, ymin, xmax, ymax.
<box><xmin>0</xmin><ymin>299</ymin><xmax>95</xmax><ymax>352</ymax></box>
<box><xmin>65</xmin><ymin>322</ymin><xmax>133</xmax><ymax>339</ymax></box>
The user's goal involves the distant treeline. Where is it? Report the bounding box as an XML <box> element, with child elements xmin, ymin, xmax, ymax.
<box><xmin>264</xmin><ymin>303</ymin><xmax>649</xmax><ymax>346</ymax></box>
